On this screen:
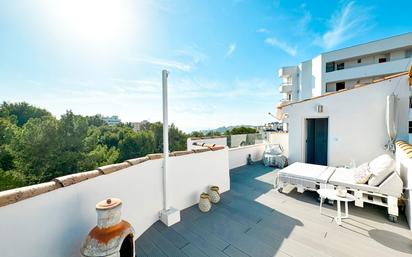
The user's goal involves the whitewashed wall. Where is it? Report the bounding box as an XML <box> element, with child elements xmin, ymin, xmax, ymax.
<box><xmin>299</xmin><ymin>60</ymin><xmax>313</xmax><ymax>100</ymax></box>
<box><xmin>168</xmin><ymin>150</ymin><xmax>230</xmax><ymax>210</ymax></box>
<box><xmin>395</xmin><ymin>143</ymin><xmax>412</xmax><ymax>230</ymax></box>
<box><xmin>284</xmin><ymin>75</ymin><xmax>409</xmax><ymax>167</ymax></box>
<box><xmin>0</xmin><ymin>149</ymin><xmax>230</xmax><ymax>257</ymax></box>
<box><xmin>229</xmin><ymin>144</ymin><xmax>265</xmax><ymax>169</ymax></box>
<box><xmin>187</xmin><ymin>137</ymin><xmax>227</xmax><ymax>150</ymax></box>
<box><xmin>312</xmin><ymin>55</ymin><xmax>323</xmax><ymax>97</ymax></box>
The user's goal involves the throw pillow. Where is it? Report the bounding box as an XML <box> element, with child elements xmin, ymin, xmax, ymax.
<box><xmin>368</xmin><ymin>154</ymin><xmax>395</xmax><ymax>186</ymax></box>
<box><xmin>353</xmin><ymin>163</ymin><xmax>371</xmax><ymax>184</ymax></box>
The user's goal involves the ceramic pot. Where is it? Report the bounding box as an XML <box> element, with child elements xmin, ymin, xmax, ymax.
<box><xmin>209</xmin><ymin>186</ymin><xmax>221</xmax><ymax>204</ymax></box>
<box><xmin>198</xmin><ymin>193</ymin><xmax>211</xmax><ymax>212</ymax></box>
<box><xmin>336</xmin><ymin>186</ymin><xmax>347</xmax><ymax>197</ymax></box>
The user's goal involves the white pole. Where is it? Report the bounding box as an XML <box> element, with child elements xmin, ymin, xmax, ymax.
<box><xmin>162</xmin><ymin>69</ymin><xmax>169</xmax><ymax>211</ymax></box>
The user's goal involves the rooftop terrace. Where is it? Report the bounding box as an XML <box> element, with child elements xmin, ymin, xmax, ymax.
<box><xmin>136</xmin><ymin>164</ymin><xmax>412</xmax><ymax>257</ymax></box>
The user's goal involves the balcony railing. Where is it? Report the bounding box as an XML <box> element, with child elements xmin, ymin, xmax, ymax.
<box><xmin>226</xmin><ymin>133</ymin><xmax>265</xmax><ymax>148</ymax></box>
<box><xmin>279</xmin><ymin>83</ymin><xmax>292</xmax><ymax>93</ymax></box>
<box><xmin>324</xmin><ymin>57</ymin><xmax>412</xmax><ymax>83</ymax></box>
<box><xmin>278</xmin><ymin>66</ymin><xmax>298</xmax><ymax>77</ymax></box>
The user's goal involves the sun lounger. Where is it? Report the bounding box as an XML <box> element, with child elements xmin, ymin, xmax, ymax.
<box><xmin>275</xmin><ymin>162</ymin><xmax>335</xmax><ymax>193</ymax></box>
<box><xmin>328</xmin><ymin>167</ymin><xmax>403</xmax><ymax>221</ymax></box>
<box><xmin>276</xmin><ymin>162</ymin><xmax>403</xmax><ymax>221</ymax></box>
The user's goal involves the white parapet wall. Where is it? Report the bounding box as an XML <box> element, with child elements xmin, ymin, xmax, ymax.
<box><xmin>395</xmin><ymin>141</ymin><xmax>412</xmax><ymax>230</ymax></box>
<box><xmin>187</xmin><ymin>136</ymin><xmax>227</xmax><ymax>150</ymax></box>
<box><xmin>229</xmin><ymin>143</ymin><xmax>266</xmax><ymax>169</ymax></box>
<box><xmin>0</xmin><ymin>148</ymin><xmax>230</xmax><ymax>257</ymax></box>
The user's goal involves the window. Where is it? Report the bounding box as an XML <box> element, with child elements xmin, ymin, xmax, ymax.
<box><xmin>409</xmin><ymin>121</ymin><xmax>412</xmax><ymax>134</ymax></box>
<box><xmin>357</xmin><ymin>59</ymin><xmax>362</xmax><ymax>63</ymax></box>
<box><xmin>326</xmin><ymin>62</ymin><xmax>335</xmax><ymax>72</ymax></box>
<box><xmin>336</xmin><ymin>82</ymin><xmax>345</xmax><ymax>91</ymax></box>
<box><xmin>378</xmin><ymin>57</ymin><xmax>387</xmax><ymax>63</ymax></box>
<box><xmin>287</xmin><ymin>94</ymin><xmax>292</xmax><ymax>101</ymax></box>
<box><xmin>410</xmin><ymin>96</ymin><xmax>412</xmax><ymax>108</ymax></box>
<box><xmin>336</xmin><ymin>62</ymin><xmax>345</xmax><ymax>70</ymax></box>
<box><xmin>406</xmin><ymin>50</ymin><xmax>412</xmax><ymax>58</ymax></box>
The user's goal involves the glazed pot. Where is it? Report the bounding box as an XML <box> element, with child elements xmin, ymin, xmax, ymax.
<box><xmin>198</xmin><ymin>193</ymin><xmax>211</xmax><ymax>212</ymax></box>
<box><xmin>208</xmin><ymin>186</ymin><xmax>221</xmax><ymax>204</ymax></box>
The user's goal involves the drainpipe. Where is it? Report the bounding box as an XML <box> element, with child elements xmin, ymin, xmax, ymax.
<box><xmin>160</xmin><ymin>70</ymin><xmax>180</xmax><ymax>226</ymax></box>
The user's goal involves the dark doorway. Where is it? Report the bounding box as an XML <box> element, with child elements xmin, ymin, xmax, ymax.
<box><xmin>120</xmin><ymin>234</ymin><xmax>134</xmax><ymax>257</ymax></box>
<box><xmin>306</xmin><ymin>118</ymin><xmax>328</xmax><ymax>165</ymax></box>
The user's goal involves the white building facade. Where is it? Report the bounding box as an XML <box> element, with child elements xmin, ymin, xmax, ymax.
<box><xmin>282</xmin><ymin>74</ymin><xmax>410</xmax><ymax>167</ymax></box>
<box><xmin>102</xmin><ymin>115</ymin><xmax>121</xmax><ymax>125</ymax></box>
<box><xmin>278</xmin><ymin>32</ymin><xmax>412</xmax><ymax>105</ymax></box>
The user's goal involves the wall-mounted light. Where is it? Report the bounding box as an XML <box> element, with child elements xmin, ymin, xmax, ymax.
<box><xmin>316</xmin><ymin>105</ymin><xmax>324</xmax><ymax>113</ymax></box>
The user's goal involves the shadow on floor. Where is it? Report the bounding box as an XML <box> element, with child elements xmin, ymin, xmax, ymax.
<box><xmin>369</xmin><ymin>229</ymin><xmax>412</xmax><ymax>254</ymax></box>
<box><xmin>135</xmin><ymin>163</ymin><xmax>411</xmax><ymax>257</ymax></box>
<box><xmin>135</xmin><ymin>164</ymin><xmax>303</xmax><ymax>257</ymax></box>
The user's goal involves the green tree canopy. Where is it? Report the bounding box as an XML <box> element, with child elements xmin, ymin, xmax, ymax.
<box><xmin>225</xmin><ymin>126</ymin><xmax>257</xmax><ymax>135</ymax></box>
<box><xmin>0</xmin><ymin>102</ymin><xmax>193</xmax><ymax>191</ymax></box>
<box><xmin>0</xmin><ymin>102</ymin><xmax>51</xmax><ymax>127</ymax></box>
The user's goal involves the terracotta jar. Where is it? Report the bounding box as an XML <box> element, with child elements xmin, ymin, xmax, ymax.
<box><xmin>198</xmin><ymin>193</ymin><xmax>211</xmax><ymax>212</ymax></box>
<box><xmin>81</xmin><ymin>198</ymin><xmax>135</xmax><ymax>257</ymax></box>
<box><xmin>208</xmin><ymin>186</ymin><xmax>221</xmax><ymax>204</ymax></box>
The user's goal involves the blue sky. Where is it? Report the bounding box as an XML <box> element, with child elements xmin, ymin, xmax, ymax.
<box><xmin>0</xmin><ymin>0</ymin><xmax>411</xmax><ymax>132</ymax></box>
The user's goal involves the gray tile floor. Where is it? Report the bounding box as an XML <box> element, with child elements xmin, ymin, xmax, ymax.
<box><xmin>135</xmin><ymin>164</ymin><xmax>412</xmax><ymax>257</ymax></box>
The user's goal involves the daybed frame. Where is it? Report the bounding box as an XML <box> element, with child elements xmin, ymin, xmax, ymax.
<box><xmin>275</xmin><ymin>163</ymin><xmax>402</xmax><ymax>222</ymax></box>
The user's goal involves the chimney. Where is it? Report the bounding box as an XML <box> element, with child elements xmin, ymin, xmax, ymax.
<box><xmin>81</xmin><ymin>198</ymin><xmax>135</xmax><ymax>257</ymax></box>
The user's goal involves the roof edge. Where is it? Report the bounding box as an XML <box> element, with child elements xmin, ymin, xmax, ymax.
<box><xmin>278</xmin><ymin>71</ymin><xmax>409</xmax><ymax>109</ymax></box>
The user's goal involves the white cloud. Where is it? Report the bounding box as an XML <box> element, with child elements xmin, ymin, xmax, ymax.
<box><xmin>11</xmin><ymin>75</ymin><xmax>278</xmax><ymax>131</ymax></box>
<box><xmin>225</xmin><ymin>43</ymin><xmax>237</xmax><ymax>58</ymax></box>
<box><xmin>296</xmin><ymin>8</ymin><xmax>312</xmax><ymax>35</ymax></box>
<box><xmin>111</xmin><ymin>79</ymin><xmax>160</xmax><ymax>94</ymax></box>
<box><xmin>264</xmin><ymin>37</ymin><xmax>297</xmax><ymax>56</ymax></box>
<box><xmin>316</xmin><ymin>1</ymin><xmax>373</xmax><ymax>49</ymax></box>
<box><xmin>175</xmin><ymin>45</ymin><xmax>207</xmax><ymax>65</ymax></box>
<box><xmin>257</xmin><ymin>28</ymin><xmax>269</xmax><ymax>34</ymax></box>
<box><xmin>130</xmin><ymin>56</ymin><xmax>193</xmax><ymax>72</ymax></box>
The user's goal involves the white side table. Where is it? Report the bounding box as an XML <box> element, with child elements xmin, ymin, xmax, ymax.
<box><xmin>317</xmin><ymin>189</ymin><xmax>355</xmax><ymax>225</ymax></box>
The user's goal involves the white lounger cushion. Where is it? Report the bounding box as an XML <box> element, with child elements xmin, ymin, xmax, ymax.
<box><xmin>277</xmin><ymin>163</ymin><xmax>335</xmax><ymax>190</ymax></box>
<box><xmin>329</xmin><ymin>168</ymin><xmax>403</xmax><ymax>197</ymax></box>
<box><xmin>329</xmin><ymin>168</ymin><xmax>380</xmax><ymax>194</ymax></box>
<box><xmin>368</xmin><ymin>154</ymin><xmax>395</xmax><ymax>186</ymax></box>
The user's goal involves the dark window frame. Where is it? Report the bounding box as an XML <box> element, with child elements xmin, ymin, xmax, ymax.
<box><xmin>326</xmin><ymin>62</ymin><xmax>335</xmax><ymax>73</ymax></box>
<box><xmin>336</xmin><ymin>82</ymin><xmax>345</xmax><ymax>91</ymax></box>
<box><xmin>336</xmin><ymin>62</ymin><xmax>345</xmax><ymax>70</ymax></box>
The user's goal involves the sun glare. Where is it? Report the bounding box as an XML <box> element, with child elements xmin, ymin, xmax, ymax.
<box><xmin>39</xmin><ymin>0</ymin><xmax>140</xmax><ymax>53</ymax></box>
